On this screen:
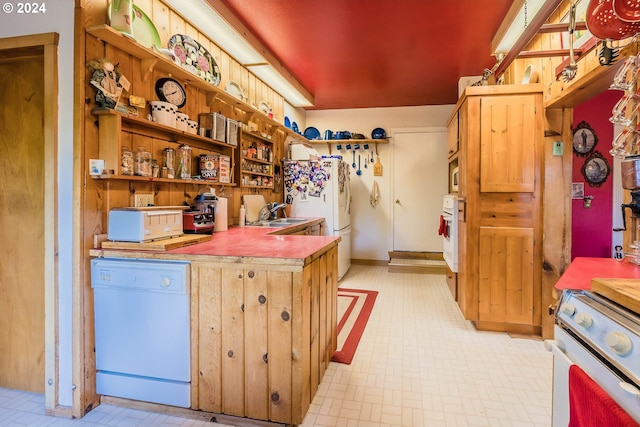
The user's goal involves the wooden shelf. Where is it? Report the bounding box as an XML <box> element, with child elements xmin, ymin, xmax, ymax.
<box><xmin>90</xmin><ymin>174</ymin><xmax>237</xmax><ymax>186</ymax></box>
<box><xmin>87</xmin><ymin>24</ymin><xmax>288</xmax><ymax>124</ymax></box>
<box><xmin>93</xmin><ymin>108</ymin><xmax>236</xmax><ymax>152</ymax></box>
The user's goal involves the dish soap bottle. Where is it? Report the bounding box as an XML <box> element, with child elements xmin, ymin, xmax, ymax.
<box><xmin>239</xmin><ymin>204</ymin><xmax>246</xmax><ymax>226</ymax></box>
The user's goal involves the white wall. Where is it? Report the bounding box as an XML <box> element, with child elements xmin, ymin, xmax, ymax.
<box><xmin>0</xmin><ymin>3</ymin><xmax>75</xmax><ymax>407</ymax></box>
<box><xmin>306</xmin><ymin>105</ymin><xmax>454</xmax><ymax>261</ymax></box>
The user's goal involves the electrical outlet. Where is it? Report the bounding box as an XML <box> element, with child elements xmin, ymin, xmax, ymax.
<box><xmin>134</xmin><ymin>193</ymin><xmax>154</xmax><ymax>207</ymax></box>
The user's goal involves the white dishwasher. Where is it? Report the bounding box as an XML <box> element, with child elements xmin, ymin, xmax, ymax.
<box><xmin>91</xmin><ymin>258</ymin><xmax>191</xmax><ymax>408</ymax></box>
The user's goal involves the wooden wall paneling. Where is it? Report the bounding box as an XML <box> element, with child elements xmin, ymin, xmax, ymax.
<box><xmin>196</xmin><ymin>264</ymin><xmax>223</xmax><ymax>412</ymax></box>
<box><xmin>541</xmin><ymin>107</ymin><xmax>573</xmax><ymax>339</ymax></box>
<box><xmin>150</xmin><ymin>0</ymin><xmax>170</xmax><ymax>44</ymax></box>
<box><xmin>267</xmin><ymin>270</ymin><xmax>293</xmax><ymax>423</ymax></box>
<box><xmin>221</xmin><ymin>268</ymin><xmax>245</xmax><ymax>416</ymax></box>
<box><xmin>463</xmin><ymin>97</ymin><xmax>481</xmax><ymax>321</ymax></box>
<box><xmin>166</xmin><ymin>8</ymin><xmax>185</xmax><ymax>44</ymax></box>
<box><xmin>244</xmin><ymin>269</ymin><xmax>269</xmax><ymax>420</ymax></box>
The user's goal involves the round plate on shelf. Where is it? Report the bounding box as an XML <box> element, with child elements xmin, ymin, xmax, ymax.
<box><xmin>303</xmin><ymin>127</ymin><xmax>321</xmax><ymax>140</ymax></box>
<box><xmin>292</xmin><ymin>121</ymin><xmax>299</xmax><ymax>133</ymax></box>
<box><xmin>258</xmin><ymin>101</ymin><xmax>270</xmax><ymax>115</ymax></box>
<box><xmin>284</xmin><ymin>116</ymin><xmax>291</xmax><ymax>129</ymax></box>
<box><xmin>168</xmin><ymin>34</ymin><xmax>221</xmax><ymax>86</ymax></box>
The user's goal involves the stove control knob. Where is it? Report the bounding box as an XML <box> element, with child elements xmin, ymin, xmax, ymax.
<box><xmin>560</xmin><ymin>303</ymin><xmax>576</xmax><ymax>316</ymax></box>
<box><xmin>574</xmin><ymin>312</ymin><xmax>593</xmax><ymax>328</ymax></box>
<box><xmin>606</xmin><ymin>332</ymin><xmax>632</xmax><ymax>355</ymax></box>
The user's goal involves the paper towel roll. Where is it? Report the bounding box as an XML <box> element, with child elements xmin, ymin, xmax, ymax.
<box><xmin>215</xmin><ymin>197</ymin><xmax>228</xmax><ymax>232</ymax></box>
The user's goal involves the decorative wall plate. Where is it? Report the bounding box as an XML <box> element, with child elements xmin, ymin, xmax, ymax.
<box><xmin>582</xmin><ymin>151</ymin><xmax>610</xmax><ymax>187</ymax></box>
<box><xmin>573</xmin><ymin>121</ymin><xmax>598</xmax><ymax>157</ymax></box>
<box><xmin>168</xmin><ymin>34</ymin><xmax>221</xmax><ymax>86</ymax></box>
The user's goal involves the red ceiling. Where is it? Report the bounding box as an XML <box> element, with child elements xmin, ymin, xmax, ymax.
<box><xmin>218</xmin><ymin>0</ymin><xmax>513</xmax><ymax>110</ymax></box>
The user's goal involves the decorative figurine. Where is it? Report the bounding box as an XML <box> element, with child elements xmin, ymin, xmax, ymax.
<box><xmin>87</xmin><ymin>59</ymin><xmax>129</xmax><ymax>109</ymax></box>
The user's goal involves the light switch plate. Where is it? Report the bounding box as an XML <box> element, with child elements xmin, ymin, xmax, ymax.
<box><xmin>553</xmin><ymin>141</ymin><xmax>564</xmax><ymax>156</ymax></box>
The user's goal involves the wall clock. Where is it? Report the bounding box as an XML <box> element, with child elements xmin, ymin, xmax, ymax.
<box><xmin>581</xmin><ymin>151</ymin><xmax>610</xmax><ymax>187</ymax></box>
<box><xmin>155</xmin><ymin>77</ymin><xmax>186</xmax><ymax>108</ymax></box>
<box><xmin>572</xmin><ymin>121</ymin><xmax>598</xmax><ymax>157</ymax></box>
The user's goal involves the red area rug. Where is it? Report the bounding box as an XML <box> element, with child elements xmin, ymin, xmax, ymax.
<box><xmin>331</xmin><ymin>288</ymin><xmax>378</xmax><ymax>365</ymax></box>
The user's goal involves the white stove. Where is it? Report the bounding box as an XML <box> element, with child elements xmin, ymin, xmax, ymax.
<box><xmin>548</xmin><ymin>289</ymin><xmax>640</xmax><ymax>425</ymax></box>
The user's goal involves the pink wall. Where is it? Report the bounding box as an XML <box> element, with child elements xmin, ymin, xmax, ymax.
<box><xmin>571</xmin><ymin>90</ymin><xmax>619</xmax><ymax>260</ymax></box>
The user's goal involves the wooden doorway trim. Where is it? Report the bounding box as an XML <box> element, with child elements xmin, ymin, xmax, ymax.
<box><xmin>0</xmin><ymin>32</ymin><xmax>61</xmax><ymax>414</ymax></box>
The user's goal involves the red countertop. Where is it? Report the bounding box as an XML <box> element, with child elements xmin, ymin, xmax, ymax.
<box><xmin>168</xmin><ymin>224</ymin><xmax>339</xmax><ymax>259</ymax></box>
<box><xmin>555</xmin><ymin>257</ymin><xmax>640</xmax><ymax>291</ymax></box>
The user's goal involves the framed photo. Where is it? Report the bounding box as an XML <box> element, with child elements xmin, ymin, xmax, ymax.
<box><xmin>581</xmin><ymin>151</ymin><xmax>610</xmax><ymax>187</ymax></box>
<box><xmin>572</xmin><ymin>182</ymin><xmax>584</xmax><ymax>199</ymax></box>
<box><xmin>573</xmin><ymin>121</ymin><xmax>598</xmax><ymax>157</ymax></box>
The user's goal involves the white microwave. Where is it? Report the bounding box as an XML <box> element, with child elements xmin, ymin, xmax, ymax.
<box><xmin>451</xmin><ymin>166</ymin><xmax>459</xmax><ymax>192</ymax></box>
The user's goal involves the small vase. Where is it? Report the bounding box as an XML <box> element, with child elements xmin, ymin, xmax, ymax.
<box><xmin>109</xmin><ymin>0</ymin><xmax>133</xmax><ymax>36</ymax></box>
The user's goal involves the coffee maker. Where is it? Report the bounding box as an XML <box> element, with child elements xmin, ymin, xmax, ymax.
<box><xmin>183</xmin><ymin>193</ymin><xmax>216</xmax><ymax>234</ymax></box>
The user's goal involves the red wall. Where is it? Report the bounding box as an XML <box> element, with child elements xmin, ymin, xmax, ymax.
<box><xmin>571</xmin><ymin>90</ymin><xmax>619</xmax><ymax>260</ymax></box>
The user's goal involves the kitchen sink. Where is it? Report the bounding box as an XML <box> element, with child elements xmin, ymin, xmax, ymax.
<box><xmin>245</xmin><ymin>218</ymin><xmax>310</xmax><ymax>227</ymax></box>
<box><xmin>270</xmin><ymin>218</ymin><xmax>309</xmax><ymax>224</ymax></box>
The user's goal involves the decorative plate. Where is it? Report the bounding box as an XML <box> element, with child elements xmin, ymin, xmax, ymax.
<box><xmin>304</xmin><ymin>127</ymin><xmax>321</xmax><ymax>140</ymax></box>
<box><xmin>132</xmin><ymin>5</ymin><xmax>161</xmax><ymax>49</ymax></box>
<box><xmin>168</xmin><ymin>34</ymin><xmax>221</xmax><ymax>86</ymax></box>
<box><xmin>258</xmin><ymin>100</ymin><xmax>270</xmax><ymax>115</ymax></box>
<box><xmin>292</xmin><ymin>121</ymin><xmax>299</xmax><ymax>133</ymax></box>
<box><xmin>284</xmin><ymin>116</ymin><xmax>291</xmax><ymax>129</ymax></box>
<box><xmin>225</xmin><ymin>80</ymin><xmax>246</xmax><ymax>101</ymax></box>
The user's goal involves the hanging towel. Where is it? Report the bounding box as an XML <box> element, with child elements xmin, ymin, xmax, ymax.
<box><xmin>438</xmin><ymin>215</ymin><xmax>446</xmax><ymax>237</ymax></box>
<box><xmin>569</xmin><ymin>365</ymin><xmax>639</xmax><ymax>427</ymax></box>
<box><xmin>370</xmin><ymin>180</ymin><xmax>380</xmax><ymax>207</ymax></box>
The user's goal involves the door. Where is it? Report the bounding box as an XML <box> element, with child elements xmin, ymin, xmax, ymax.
<box><xmin>391</xmin><ymin>128</ymin><xmax>448</xmax><ymax>252</ymax></box>
<box><xmin>0</xmin><ymin>51</ymin><xmax>45</xmax><ymax>392</ymax></box>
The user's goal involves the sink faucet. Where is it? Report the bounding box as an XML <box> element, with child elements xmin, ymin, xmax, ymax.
<box><xmin>259</xmin><ymin>202</ymin><xmax>288</xmax><ymax>221</ymax></box>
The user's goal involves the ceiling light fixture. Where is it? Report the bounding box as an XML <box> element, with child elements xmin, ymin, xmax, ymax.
<box><xmin>492</xmin><ymin>0</ymin><xmax>547</xmax><ymax>54</ymax></box>
<box><xmin>162</xmin><ymin>0</ymin><xmax>314</xmax><ymax>107</ymax></box>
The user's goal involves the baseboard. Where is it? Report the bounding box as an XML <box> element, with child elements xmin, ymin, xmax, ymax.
<box><xmin>388</xmin><ymin>251</ymin><xmax>444</xmax><ymax>261</ymax></box>
<box><xmin>352</xmin><ymin>259</ymin><xmax>388</xmax><ymax>266</ymax></box>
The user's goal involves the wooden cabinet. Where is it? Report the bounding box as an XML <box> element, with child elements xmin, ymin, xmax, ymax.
<box><xmin>238</xmin><ymin>131</ymin><xmax>274</xmax><ymax>188</ymax></box>
<box><xmin>447</xmin><ymin>111</ymin><xmax>459</xmax><ymax>159</ymax></box>
<box><xmin>449</xmin><ymin>84</ymin><xmax>543</xmax><ymax>335</ymax></box>
<box><xmin>192</xmin><ymin>245</ymin><xmax>338</xmax><ymax>424</ymax></box>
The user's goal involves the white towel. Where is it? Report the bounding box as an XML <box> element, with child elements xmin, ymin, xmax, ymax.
<box><xmin>370</xmin><ymin>180</ymin><xmax>380</xmax><ymax>207</ymax></box>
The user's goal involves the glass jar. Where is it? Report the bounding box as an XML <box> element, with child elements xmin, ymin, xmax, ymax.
<box><xmin>121</xmin><ymin>146</ymin><xmax>133</xmax><ymax>175</ymax></box>
<box><xmin>176</xmin><ymin>144</ymin><xmax>192</xmax><ymax>179</ymax></box>
<box><xmin>135</xmin><ymin>146</ymin><xmax>152</xmax><ymax>177</ymax></box>
<box><xmin>163</xmin><ymin>147</ymin><xmax>175</xmax><ymax>170</ymax></box>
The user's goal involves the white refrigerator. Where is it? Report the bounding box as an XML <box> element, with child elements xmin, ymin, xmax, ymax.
<box><xmin>283</xmin><ymin>156</ymin><xmax>351</xmax><ymax>279</ymax></box>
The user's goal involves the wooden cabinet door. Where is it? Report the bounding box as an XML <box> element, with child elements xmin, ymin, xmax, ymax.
<box><xmin>478</xmin><ymin>226</ymin><xmax>534</xmax><ymax>325</ymax></box>
<box><xmin>479</xmin><ymin>95</ymin><xmax>537</xmax><ymax>193</ymax></box>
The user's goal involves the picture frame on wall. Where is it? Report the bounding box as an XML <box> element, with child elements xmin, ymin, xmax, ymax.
<box><xmin>573</xmin><ymin>121</ymin><xmax>598</xmax><ymax>157</ymax></box>
<box><xmin>572</xmin><ymin>182</ymin><xmax>585</xmax><ymax>199</ymax></box>
<box><xmin>582</xmin><ymin>151</ymin><xmax>610</xmax><ymax>187</ymax></box>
